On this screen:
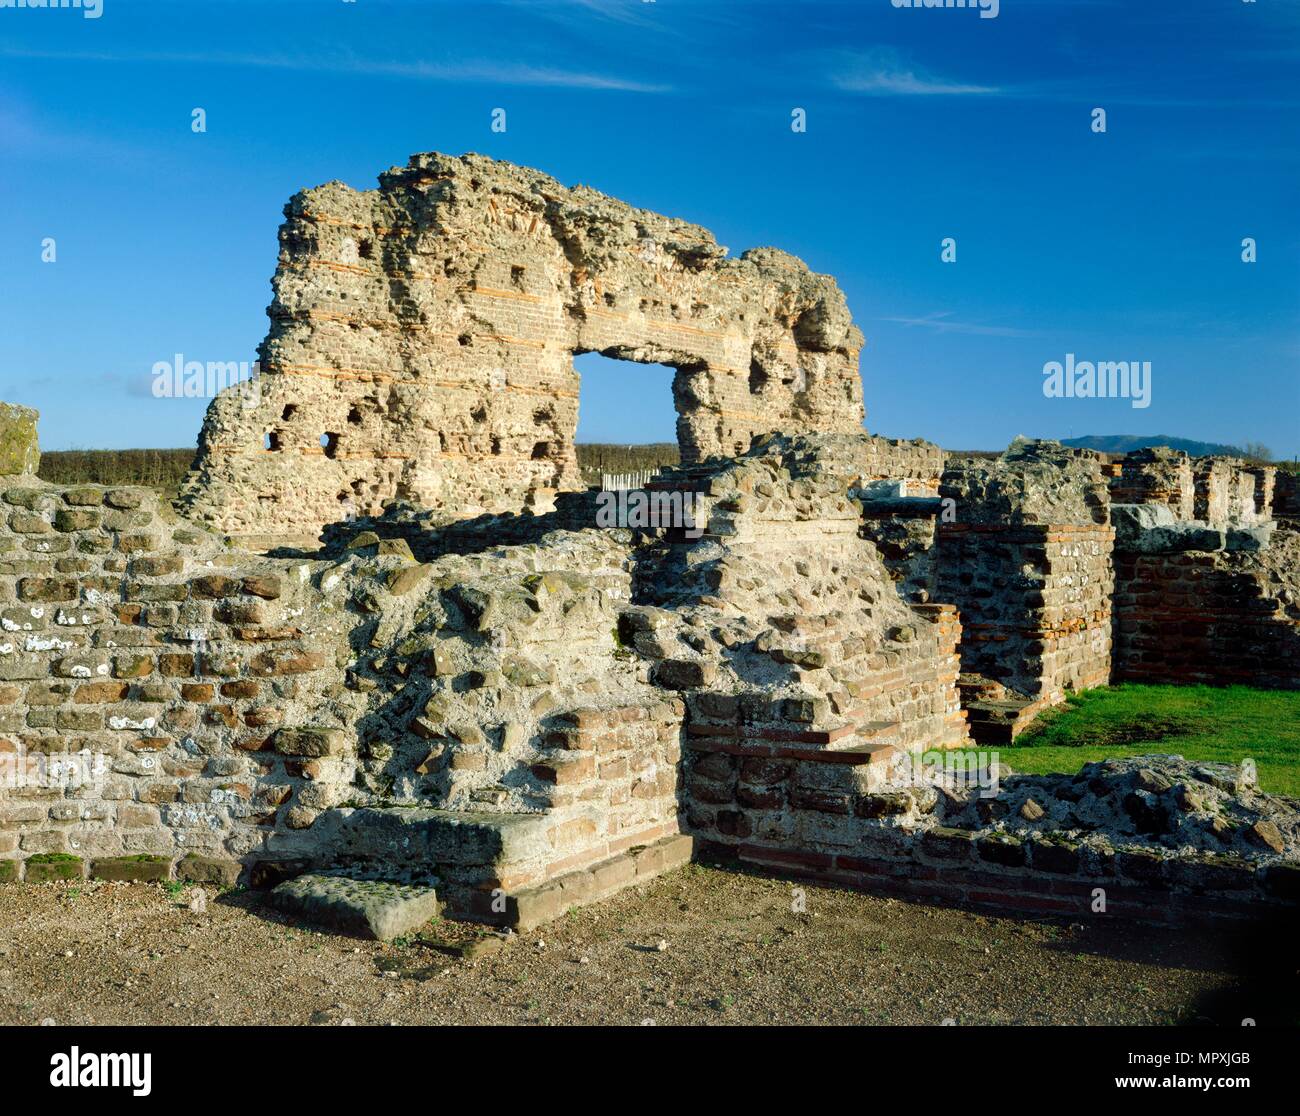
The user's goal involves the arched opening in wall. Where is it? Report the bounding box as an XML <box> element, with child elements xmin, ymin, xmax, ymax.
<box><xmin>321</xmin><ymin>432</ymin><xmax>339</xmax><ymax>459</ymax></box>
<box><xmin>573</xmin><ymin>352</ymin><xmax>681</xmax><ymax>480</ymax></box>
<box><xmin>264</xmin><ymin>431</ymin><xmax>281</xmax><ymax>452</ymax></box>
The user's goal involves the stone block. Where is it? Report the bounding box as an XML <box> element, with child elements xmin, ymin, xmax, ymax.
<box><xmin>270</xmin><ymin>872</ymin><xmax>441</xmax><ymax>941</ymax></box>
<box><xmin>273</xmin><ymin>726</ymin><xmax>347</xmax><ymax>757</ymax></box>
<box><xmin>0</xmin><ymin>403</ymin><xmax>39</xmax><ymax>476</ymax></box>
<box><xmin>90</xmin><ymin>855</ymin><xmax>172</xmax><ymax>882</ymax></box>
<box><xmin>24</xmin><ymin>854</ymin><xmax>83</xmax><ymax>882</ymax></box>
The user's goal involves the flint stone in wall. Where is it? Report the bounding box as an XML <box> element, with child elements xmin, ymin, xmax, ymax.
<box><xmin>274</xmin><ymin>726</ymin><xmax>347</xmax><ymax>757</ymax></box>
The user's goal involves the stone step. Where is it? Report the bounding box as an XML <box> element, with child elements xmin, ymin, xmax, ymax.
<box><xmin>962</xmin><ymin>696</ymin><xmax>1048</xmax><ymax>743</ymax></box>
<box><xmin>264</xmin><ymin>807</ymin><xmax>696</xmax><ymax>933</ymax></box>
<box><xmin>487</xmin><ymin>834</ymin><xmax>696</xmax><ymax>931</ymax></box>
<box><xmin>320</xmin><ymin>805</ymin><xmax>553</xmax><ymax>875</ymax></box>
<box><xmin>269</xmin><ymin>871</ymin><xmax>441</xmax><ymax>941</ymax></box>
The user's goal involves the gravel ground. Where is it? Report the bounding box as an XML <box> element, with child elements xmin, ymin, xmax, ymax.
<box><xmin>0</xmin><ymin>863</ymin><xmax>1281</xmax><ymax>1026</ymax></box>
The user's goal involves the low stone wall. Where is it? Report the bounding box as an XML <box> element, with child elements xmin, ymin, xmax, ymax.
<box><xmin>1113</xmin><ymin>532</ymin><xmax>1300</xmax><ymax>689</ymax></box>
<box><xmin>694</xmin><ymin>755</ymin><xmax>1300</xmax><ymax>926</ymax></box>
<box><xmin>702</xmin><ymin>836</ymin><xmax>1299</xmax><ymax>926</ymax></box>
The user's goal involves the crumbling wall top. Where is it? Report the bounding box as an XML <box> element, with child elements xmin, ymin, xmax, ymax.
<box><xmin>941</xmin><ymin>438</ymin><xmax>1110</xmax><ymax>526</ymax></box>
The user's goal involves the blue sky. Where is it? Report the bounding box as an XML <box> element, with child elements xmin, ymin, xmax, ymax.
<box><xmin>1</xmin><ymin>0</ymin><xmax>1297</xmax><ymax>457</ymax></box>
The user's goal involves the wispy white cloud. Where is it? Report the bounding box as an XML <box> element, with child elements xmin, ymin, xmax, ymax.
<box><xmin>878</xmin><ymin>312</ymin><xmax>1037</xmax><ymax>338</ymax></box>
<box><xmin>831</xmin><ymin>49</ymin><xmax>998</xmax><ymax>97</ymax></box>
<box><xmin>0</xmin><ymin>44</ymin><xmax>670</xmax><ymax>93</ymax></box>
<box><xmin>827</xmin><ymin>47</ymin><xmax>1299</xmax><ymax>106</ymax></box>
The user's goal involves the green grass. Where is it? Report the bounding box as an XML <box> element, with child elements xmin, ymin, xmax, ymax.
<box><xmin>983</xmin><ymin>684</ymin><xmax>1300</xmax><ymax>796</ymax></box>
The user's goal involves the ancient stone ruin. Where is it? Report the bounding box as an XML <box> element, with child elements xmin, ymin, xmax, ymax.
<box><xmin>178</xmin><ymin>152</ymin><xmax>864</xmax><ymax>542</ymax></box>
<box><xmin>2</xmin><ymin>154</ymin><xmax>1298</xmax><ymax>936</ymax></box>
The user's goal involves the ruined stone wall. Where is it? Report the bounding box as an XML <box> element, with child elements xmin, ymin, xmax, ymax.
<box><xmin>0</xmin><ymin>478</ymin><xmax>693</xmax><ymax>906</ymax></box>
<box><xmin>629</xmin><ymin>434</ymin><xmax>967</xmax><ymax>852</ymax></box>
<box><xmin>8</xmin><ymin>421</ymin><xmax>975</xmax><ymax>915</ymax></box>
<box><xmin>852</xmin><ymin>435</ymin><xmax>944</xmax><ymax>496</ymax></box>
<box><xmin>0</xmin><ymin>476</ymin><xmax>357</xmax><ymax>883</ymax></box>
<box><xmin>1249</xmin><ymin>465</ymin><xmax>1276</xmax><ymax>519</ymax></box>
<box><xmin>1193</xmin><ymin>457</ymin><xmax>1266</xmax><ymax>524</ymax></box>
<box><xmin>930</xmin><ymin>442</ymin><xmax>1114</xmax><ymax>738</ymax></box>
<box><xmin>1272</xmin><ymin>469</ymin><xmax>1300</xmax><ymax>519</ymax></box>
<box><xmin>5</xmin><ymin>403</ymin><xmax>1299</xmax><ymax>926</ymax></box>
<box><xmin>858</xmin><ymin>505</ymin><xmax>941</xmax><ymax>604</ymax></box>
<box><xmin>1109</xmin><ymin>447</ymin><xmax>1195</xmax><ymax>519</ymax></box>
<box><xmin>179</xmin><ymin>152</ymin><xmax>866</xmax><ymax>540</ymax></box>
<box><xmin>681</xmin><ymin>599</ymin><xmax>963</xmax><ymax>853</ymax></box>
<box><xmin>313</xmin><ymin>526</ymin><xmax>688</xmax><ymax>910</ymax></box>
<box><xmin>1112</xmin><ymin>519</ymin><xmax>1300</xmax><ymax>689</ymax></box>
<box><xmin>935</xmin><ymin>523</ymin><xmax>1114</xmax><ymax>701</ymax></box>
<box><xmin>266</xmin><ymin>431</ymin><xmax>969</xmax><ymax>912</ymax></box>
<box><xmin>1109</xmin><ymin>447</ymin><xmax>1269</xmax><ymax>526</ymax></box>
<box><xmin>697</xmin><ymin>755</ymin><xmax>1300</xmax><ymax>926</ymax></box>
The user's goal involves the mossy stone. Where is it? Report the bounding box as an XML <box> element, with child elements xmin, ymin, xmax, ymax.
<box><xmin>0</xmin><ymin>403</ymin><xmax>39</xmax><ymax>476</ymax></box>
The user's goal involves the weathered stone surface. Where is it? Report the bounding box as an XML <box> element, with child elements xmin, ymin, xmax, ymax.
<box><xmin>269</xmin><ymin>872</ymin><xmax>440</xmax><ymax>941</ymax></box>
<box><xmin>176</xmin><ymin>854</ymin><xmax>242</xmax><ymax>887</ymax></box>
<box><xmin>941</xmin><ymin>755</ymin><xmax>1300</xmax><ymax>864</ymax></box>
<box><xmin>0</xmin><ymin>403</ymin><xmax>39</xmax><ymax>476</ymax></box>
<box><xmin>1111</xmin><ymin>504</ymin><xmax>1225</xmax><ymax>553</ymax></box>
<box><xmin>273</xmin><ymin>726</ymin><xmax>346</xmax><ymax>757</ymax></box>
<box><xmin>90</xmin><ymin>856</ymin><xmax>171</xmax><ymax>882</ymax></box>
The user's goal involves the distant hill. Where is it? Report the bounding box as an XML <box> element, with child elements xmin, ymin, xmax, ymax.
<box><xmin>1060</xmin><ymin>434</ymin><xmax>1247</xmax><ymax>458</ymax></box>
